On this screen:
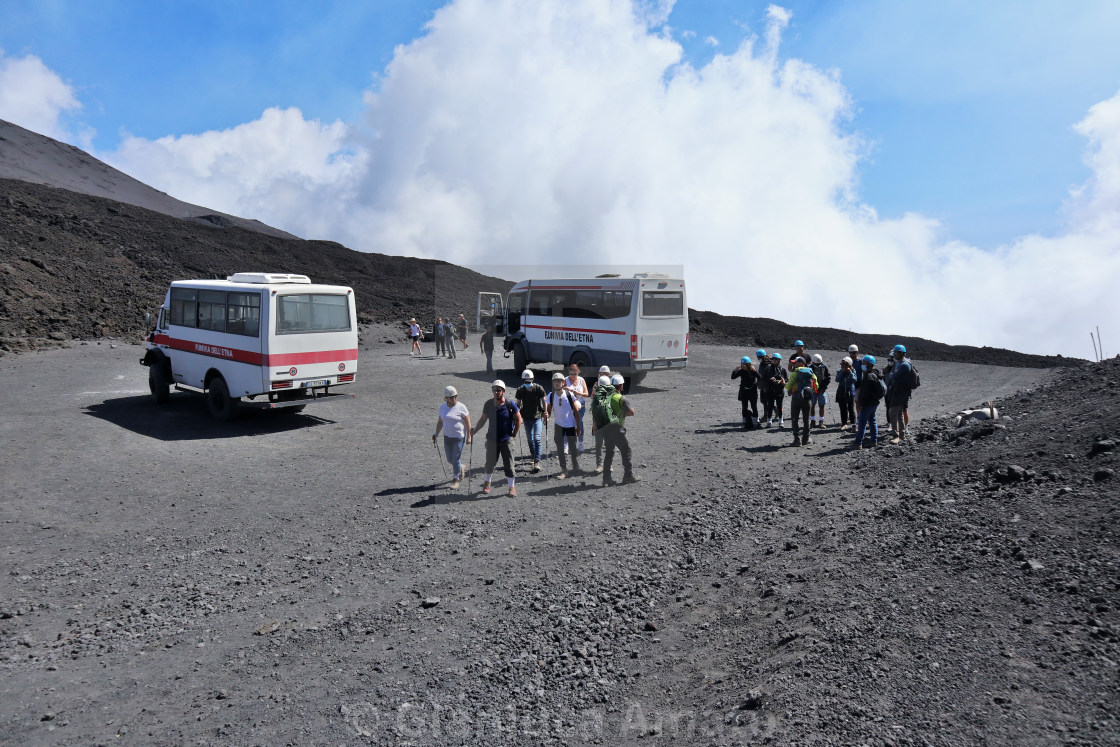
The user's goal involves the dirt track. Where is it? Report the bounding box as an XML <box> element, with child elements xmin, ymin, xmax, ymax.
<box><xmin>1</xmin><ymin>336</ymin><xmax>1117</xmax><ymax>746</ymax></box>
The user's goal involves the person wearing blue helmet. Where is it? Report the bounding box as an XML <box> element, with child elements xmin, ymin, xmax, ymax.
<box><xmin>759</xmin><ymin>352</ymin><xmax>788</xmax><ymax>427</ymax></box>
<box><xmin>854</xmin><ymin>355</ymin><xmax>885</xmax><ymax>449</ymax></box>
<box><xmin>732</xmin><ymin>355</ymin><xmax>761</xmax><ymax>430</ymax></box>
<box><xmin>789</xmin><ymin>339</ymin><xmax>808</xmax><ymax>364</ymax></box>
<box><xmin>886</xmin><ymin>344</ymin><xmax>914</xmax><ymax>443</ymax></box>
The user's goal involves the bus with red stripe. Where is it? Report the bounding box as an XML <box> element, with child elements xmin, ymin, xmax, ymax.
<box><xmin>141</xmin><ymin>273</ymin><xmax>357</xmax><ymax>419</ymax></box>
<box><xmin>477</xmin><ymin>274</ymin><xmax>688</xmax><ymax>385</ymax></box>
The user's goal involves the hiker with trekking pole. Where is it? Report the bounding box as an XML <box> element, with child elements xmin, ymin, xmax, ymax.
<box><xmin>433</xmin><ymin>385</ymin><xmax>471</xmax><ymax>489</ymax></box>
<box><xmin>470</xmin><ymin>379</ymin><xmax>523</xmax><ymax>496</ymax></box>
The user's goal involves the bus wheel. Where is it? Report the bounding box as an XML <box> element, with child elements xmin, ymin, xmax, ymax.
<box><xmin>513</xmin><ymin>342</ymin><xmax>528</xmax><ymax>374</ymax></box>
<box><xmin>148</xmin><ymin>362</ymin><xmax>170</xmax><ymax>403</ymax></box>
<box><xmin>206</xmin><ymin>377</ymin><xmax>240</xmax><ymax>421</ymax></box>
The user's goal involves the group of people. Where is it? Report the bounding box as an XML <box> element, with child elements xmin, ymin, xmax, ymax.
<box><xmin>432</xmin><ymin>363</ymin><xmax>640</xmax><ymax>496</ymax></box>
<box><xmin>407</xmin><ymin>314</ymin><xmax>469</xmax><ymax>357</ymax></box>
<box><xmin>732</xmin><ymin>339</ymin><xmax>918</xmax><ymax>449</ymax></box>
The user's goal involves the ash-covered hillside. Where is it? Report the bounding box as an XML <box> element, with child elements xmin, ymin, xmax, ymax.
<box><xmin>0</xmin><ymin>178</ymin><xmax>513</xmax><ymax>352</ymax></box>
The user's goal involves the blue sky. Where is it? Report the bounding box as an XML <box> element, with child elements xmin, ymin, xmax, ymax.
<box><xmin>1</xmin><ymin>0</ymin><xmax>1118</xmax><ymax>356</ymax></box>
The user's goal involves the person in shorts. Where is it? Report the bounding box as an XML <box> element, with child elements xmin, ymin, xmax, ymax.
<box><xmin>408</xmin><ymin>318</ymin><xmax>422</xmax><ymax>356</ymax></box>
<box><xmin>471</xmin><ymin>380</ymin><xmax>522</xmax><ymax>496</ymax></box>
<box><xmin>546</xmin><ymin>372</ymin><xmax>582</xmax><ymax>478</ymax></box>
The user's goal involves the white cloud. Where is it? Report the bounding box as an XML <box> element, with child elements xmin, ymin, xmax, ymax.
<box><xmin>0</xmin><ymin>50</ymin><xmax>82</xmax><ymax>142</ymax></box>
<box><xmin>90</xmin><ymin>1</ymin><xmax>1118</xmax><ymax>357</ymax></box>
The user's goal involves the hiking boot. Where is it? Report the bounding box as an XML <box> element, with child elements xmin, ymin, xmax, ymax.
<box><xmin>791</xmin><ymin>437</ymin><xmax>801</xmax><ymax>447</ymax></box>
<box><xmin>556</xmin><ymin>472</ymin><xmax>567</xmax><ymax>480</ymax></box>
<box><xmin>778</xmin><ymin>417</ymin><xmax>784</xmax><ymax>427</ymax></box>
<box><xmin>889</xmin><ymin>436</ymin><xmax>901</xmax><ymax>444</ymax></box>
<box><xmin>802</xmin><ymin>436</ymin><xmax>813</xmax><ymax>446</ymax></box>
<box><xmin>481</xmin><ymin>482</ymin><xmax>491</xmax><ymax>494</ymax></box>
<box><xmin>450</xmin><ymin>478</ymin><xmax>460</xmax><ymax>489</ymax></box>
<box><xmin>532</xmin><ymin>461</ymin><xmax>541</xmax><ymax>473</ymax></box>
<box><xmin>603</xmin><ymin>476</ymin><xmax>617</xmax><ymax>487</ymax></box>
<box><xmin>594</xmin><ymin>464</ymin><xmax>604</xmax><ymax>474</ymax></box>
<box><xmin>508</xmin><ymin>486</ymin><xmax>517</xmax><ymax>497</ymax></box>
<box><xmin>766</xmin><ymin>418</ymin><xmax>772</xmax><ymax>427</ymax></box>
<box><xmin>622</xmin><ymin>473</ymin><xmax>641</xmax><ymax>485</ymax></box>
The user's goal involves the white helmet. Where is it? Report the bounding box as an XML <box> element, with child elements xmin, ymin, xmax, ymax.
<box><xmin>491</xmin><ymin>379</ymin><xmax>506</xmax><ymax>391</ymax></box>
<box><xmin>842</xmin><ymin>356</ymin><xmax>853</xmax><ymax>365</ymax></box>
<box><xmin>521</xmin><ymin>369</ymin><xmax>534</xmax><ymax>380</ymax></box>
<box><xmin>610</xmin><ymin>374</ymin><xmax>624</xmax><ymax>386</ymax></box>
<box><xmin>812</xmin><ymin>354</ymin><xmax>823</xmax><ymax>364</ymax></box>
<box><xmin>444</xmin><ymin>385</ymin><xmax>458</xmax><ymax>398</ymax></box>
<box><xmin>848</xmin><ymin>344</ymin><xmax>858</xmax><ymax>353</ymax></box>
<box><xmin>597</xmin><ymin>375</ymin><xmax>611</xmax><ymax>387</ymax></box>
<box><xmin>599</xmin><ymin>365</ymin><xmax>610</xmax><ymax>374</ymax></box>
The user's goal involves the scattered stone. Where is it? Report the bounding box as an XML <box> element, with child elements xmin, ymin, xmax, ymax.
<box><xmin>1093</xmin><ymin>468</ymin><xmax>1114</xmax><ymax>482</ymax></box>
<box><xmin>421</xmin><ymin>597</ymin><xmax>441</xmax><ymax>609</ymax></box>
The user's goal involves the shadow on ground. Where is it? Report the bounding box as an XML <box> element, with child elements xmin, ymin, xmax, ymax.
<box><xmin>84</xmin><ymin>393</ymin><xmax>332</xmax><ymax>441</ymax></box>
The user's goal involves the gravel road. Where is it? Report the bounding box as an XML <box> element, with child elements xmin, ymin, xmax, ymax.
<box><xmin>3</xmin><ymin>335</ymin><xmax>1116</xmax><ymax>746</ymax></box>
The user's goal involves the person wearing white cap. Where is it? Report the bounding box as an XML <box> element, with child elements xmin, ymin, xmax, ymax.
<box><xmin>590</xmin><ymin>365</ymin><xmax>612</xmax><ymax>469</ymax></box>
<box><xmin>546</xmin><ymin>372</ymin><xmax>582</xmax><ymax>478</ymax></box>
<box><xmin>433</xmin><ymin>385</ymin><xmax>471</xmax><ymax>488</ymax></box>
<box><xmin>594</xmin><ymin>374</ymin><xmax>639</xmax><ymax>485</ymax></box>
<box><xmin>471</xmin><ymin>380</ymin><xmax>523</xmax><ymax>496</ymax></box>
<box><xmin>407</xmin><ymin>318</ymin><xmax>422</xmax><ymax>356</ymax></box>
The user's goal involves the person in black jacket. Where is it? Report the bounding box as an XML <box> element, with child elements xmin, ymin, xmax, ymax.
<box><xmin>731</xmin><ymin>356</ymin><xmax>761</xmax><ymax>430</ymax></box>
<box><xmin>759</xmin><ymin>353</ymin><xmax>788</xmax><ymax>427</ymax></box>
<box><xmin>854</xmin><ymin>355</ymin><xmax>885</xmax><ymax>450</ymax></box>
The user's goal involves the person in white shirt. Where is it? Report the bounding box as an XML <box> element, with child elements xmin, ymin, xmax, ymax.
<box><xmin>408</xmin><ymin>318</ymin><xmax>423</xmax><ymax>356</ymax></box>
<box><xmin>564</xmin><ymin>363</ymin><xmax>590</xmax><ymax>452</ymax></box>
<box><xmin>432</xmin><ymin>385</ymin><xmax>471</xmax><ymax>488</ymax></box>
<box><xmin>546</xmin><ymin>373</ymin><xmax>582</xmax><ymax>478</ymax></box>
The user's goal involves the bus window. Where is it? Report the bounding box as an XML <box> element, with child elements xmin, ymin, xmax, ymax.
<box><xmin>277</xmin><ymin>293</ymin><xmax>351</xmax><ymax>334</ymax></box>
<box><xmin>169</xmin><ymin>287</ymin><xmax>198</xmax><ymax>327</ymax></box>
<box><xmin>507</xmin><ymin>292</ymin><xmax>525</xmax><ymax>334</ymax></box>
<box><xmin>226</xmin><ymin>292</ymin><xmax>261</xmax><ymax>337</ymax></box>
<box><xmin>599</xmin><ymin>290</ymin><xmax>632</xmax><ymax>319</ymax></box>
<box><xmin>197</xmin><ymin>290</ymin><xmax>227</xmax><ymax>333</ymax></box>
<box><xmin>528</xmin><ymin>290</ymin><xmax>553</xmax><ymax>317</ymax></box>
<box><xmin>641</xmin><ymin>291</ymin><xmax>684</xmax><ymax>317</ymax></box>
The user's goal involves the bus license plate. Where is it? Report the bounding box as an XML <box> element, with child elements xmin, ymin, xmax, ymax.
<box><xmin>302</xmin><ymin>379</ymin><xmax>329</xmax><ymax>388</ymax></box>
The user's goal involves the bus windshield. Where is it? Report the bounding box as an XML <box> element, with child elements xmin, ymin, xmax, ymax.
<box><xmin>276</xmin><ymin>293</ymin><xmax>351</xmax><ymax>334</ymax></box>
<box><xmin>641</xmin><ymin>291</ymin><xmax>684</xmax><ymax>317</ymax></box>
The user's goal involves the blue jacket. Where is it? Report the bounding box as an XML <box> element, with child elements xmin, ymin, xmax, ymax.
<box><xmin>835</xmin><ymin>368</ymin><xmax>856</xmax><ymax>398</ymax></box>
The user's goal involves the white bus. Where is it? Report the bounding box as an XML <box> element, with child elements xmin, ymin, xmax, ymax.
<box><xmin>478</xmin><ymin>274</ymin><xmax>688</xmax><ymax>384</ymax></box>
<box><xmin>141</xmin><ymin>273</ymin><xmax>358</xmax><ymax>420</ymax></box>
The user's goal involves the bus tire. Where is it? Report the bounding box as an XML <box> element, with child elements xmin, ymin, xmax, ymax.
<box><xmin>148</xmin><ymin>361</ymin><xmax>170</xmax><ymax>403</ymax></box>
<box><xmin>627</xmin><ymin>371</ymin><xmax>647</xmax><ymax>389</ymax></box>
<box><xmin>206</xmin><ymin>377</ymin><xmax>240</xmax><ymax>421</ymax></box>
<box><xmin>513</xmin><ymin>341</ymin><xmax>528</xmax><ymax>374</ymax></box>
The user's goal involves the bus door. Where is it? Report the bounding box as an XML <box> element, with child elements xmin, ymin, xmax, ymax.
<box><xmin>477</xmin><ymin>292</ymin><xmax>505</xmax><ymax>335</ymax></box>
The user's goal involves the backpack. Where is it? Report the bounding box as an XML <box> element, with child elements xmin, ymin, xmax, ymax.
<box><xmin>796</xmin><ymin>368</ymin><xmax>817</xmax><ymax>401</ymax></box>
<box><xmin>591</xmin><ymin>384</ymin><xmax>620</xmax><ymax>429</ymax></box>
<box><xmin>865</xmin><ymin>372</ymin><xmax>885</xmax><ymax>404</ymax></box>
<box><xmin>909</xmin><ymin>364</ymin><xmax>921</xmax><ymax>389</ymax></box>
<box><xmin>812</xmin><ymin>362</ymin><xmax>831</xmax><ymax>390</ymax></box>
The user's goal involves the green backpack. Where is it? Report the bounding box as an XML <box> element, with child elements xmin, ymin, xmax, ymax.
<box><xmin>591</xmin><ymin>385</ymin><xmax>620</xmax><ymax>429</ymax></box>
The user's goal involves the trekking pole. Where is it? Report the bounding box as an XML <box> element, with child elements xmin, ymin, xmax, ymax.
<box><xmin>433</xmin><ymin>438</ymin><xmax>449</xmax><ymax>481</ymax></box>
<box><xmin>467</xmin><ymin>438</ymin><xmax>474</xmax><ymax>491</ymax></box>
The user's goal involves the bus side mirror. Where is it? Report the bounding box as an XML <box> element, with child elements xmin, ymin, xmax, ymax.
<box><xmin>144</xmin><ymin>311</ymin><xmax>151</xmax><ymax>327</ymax></box>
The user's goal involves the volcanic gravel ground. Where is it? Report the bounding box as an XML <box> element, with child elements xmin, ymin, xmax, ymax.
<box><xmin>0</xmin><ymin>335</ymin><xmax>1116</xmax><ymax>746</ymax></box>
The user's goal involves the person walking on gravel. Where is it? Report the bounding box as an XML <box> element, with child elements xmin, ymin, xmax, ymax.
<box><xmin>848</xmin><ymin>344</ymin><xmax>863</xmax><ymax>417</ymax></box>
<box><xmin>785</xmin><ymin>357</ymin><xmax>819</xmax><ymax>446</ymax></box>
<box><xmin>731</xmin><ymin>355</ymin><xmax>761</xmax><ymax>430</ymax></box>
<box><xmin>408</xmin><ymin>318</ymin><xmax>423</xmax><ymax>356</ymax></box>
<box><xmin>590</xmin><ymin>366</ymin><xmax>611</xmax><ymax>470</ymax></box>
<box><xmin>515</xmin><ymin>369</ymin><xmax>548</xmax><ymax>472</ymax></box>
<box><xmin>759</xmin><ymin>352</ymin><xmax>787</xmax><ymax>427</ymax></box>
<box><xmin>854</xmin><ymin>355</ymin><xmax>885</xmax><ymax>449</ymax></box>
<box><xmin>457</xmin><ymin>313</ymin><xmax>468</xmax><ymax>350</ymax></box>
<box><xmin>564</xmin><ymin>363</ymin><xmax>590</xmax><ymax>452</ymax></box>
<box><xmin>835</xmin><ymin>357</ymin><xmax>857</xmax><ymax>431</ymax></box>
<box><xmin>480</xmin><ymin>323</ymin><xmax>495</xmax><ymax>375</ymax></box>
<box><xmin>593</xmin><ymin>374</ymin><xmax>639</xmax><ymax>485</ymax></box>
<box><xmin>434</xmin><ymin>317</ymin><xmax>446</xmax><ymax>357</ymax></box>
<box><xmin>809</xmin><ymin>353</ymin><xmax>831</xmax><ymax>429</ymax></box>
<box><xmin>886</xmin><ymin>344</ymin><xmax>915</xmax><ymax>443</ymax></box>
<box><xmin>443</xmin><ymin>318</ymin><xmax>457</xmax><ymax>358</ymax></box>
<box><xmin>471</xmin><ymin>380</ymin><xmax>522</xmax><ymax>496</ymax></box>
<box><xmin>546</xmin><ymin>372</ymin><xmax>582</xmax><ymax>478</ymax></box>
<box><xmin>433</xmin><ymin>386</ymin><xmax>471</xmax><ymax>488</ymax></box>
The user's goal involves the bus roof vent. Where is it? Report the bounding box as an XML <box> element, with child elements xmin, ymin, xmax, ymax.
<box><xmin>226</xmin><ymin>273</ymin><xmax>312</xmax><ymax>284</ymax></box>
<box><xmin>595</xmin><ymin>273</ymin><xmax>621</xmax><ymax>278</ymax></box>
<box><xmin>632</xmin><ymin>273</ymin><xmax>669</xmax><ymax>279</ymax></box>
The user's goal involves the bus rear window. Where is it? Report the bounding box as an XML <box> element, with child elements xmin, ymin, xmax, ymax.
<box><xmin>641</xmin><ymin>291</ymin><xmax>684</xmax><ymax>317</ymax></box>
<box><xmin>277</xmin><ymin>294</ymin><xmax>351</xmax><ymax>334</ymax></box>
